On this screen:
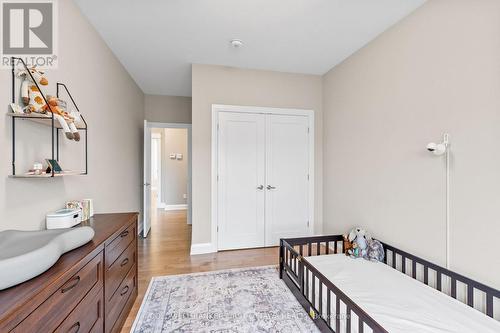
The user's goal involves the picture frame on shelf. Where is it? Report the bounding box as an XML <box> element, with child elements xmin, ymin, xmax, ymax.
<box><xmin>45</xmin><ymin>159</ymin><xmax>63</xmax><ymax>173</ymax></box>
<box><xmin>9</xmin><ymin>103</ymin><xmax>24</xmax><ymax>114</ymax></box>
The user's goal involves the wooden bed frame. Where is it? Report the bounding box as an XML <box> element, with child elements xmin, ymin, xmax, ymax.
<box><xmin>279</xmin><ymin>235</ymin><xmax>500</xmax><ymax>333</ymax></box>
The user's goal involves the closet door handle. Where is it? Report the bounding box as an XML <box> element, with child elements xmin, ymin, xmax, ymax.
<box><xmin>256</xmin><ymin>185</ymin><xmax>264</xmax><ymax>190</ymax></box>
<box><xmin>266</xmin><ymin>185</ymin><xmax>276</xmax><ymax>190</ymax></box>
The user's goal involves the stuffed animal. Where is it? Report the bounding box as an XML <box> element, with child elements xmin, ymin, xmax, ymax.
<box><xmin>46</xmin><ymin>96</ymin><xmax>80</xmax><ymax>141</ymax></box>
<box><xmin>342</xmin><ymin>234</ymin><xmax>353</xmax><ymax>255</ymax></box>
<box><xmin>17</xmin><ymin>66</ymin><xmax>48</xmax><ymax>113</ymax></box>
<box><xmin>17</xmin><ymin>67</ymin><xmax>80</xmax><ymax>141</ymax></box>
<box><xmin>366</xmin><ymin>239</ymin><xmax>385</xmax><ymax>262</ymax></box>
<box><xmin>350</xmin><ymin>242</ymin><xmax>359</xmax><ymax>257</ymax></box>
<box><xmin>346</xmin><ymin>227</ymin><xmax>385</xmax><ymax>262</ymax></box>
<box><xmin>348</xmin><ymin>227</ymin><xmax>370</xmax><ymax>258</ymax></box>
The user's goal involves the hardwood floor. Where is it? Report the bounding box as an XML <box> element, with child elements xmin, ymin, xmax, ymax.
<box><xmin>121</xmin><ymin>209</ymin><xmax>279</xmax><ymax>332</ymax></box>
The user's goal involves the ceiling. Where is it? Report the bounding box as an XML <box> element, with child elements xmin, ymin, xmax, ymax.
<box><xmin>74</xmin><ymin>0</ymin><xmax>425</xmax><ymax>97</ymax></box>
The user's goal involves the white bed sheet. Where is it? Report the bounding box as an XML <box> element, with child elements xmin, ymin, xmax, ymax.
<box><xmin>305</xmin><ymin>254</ymin><xmax>500</xmax><ymax>333</ymax></box>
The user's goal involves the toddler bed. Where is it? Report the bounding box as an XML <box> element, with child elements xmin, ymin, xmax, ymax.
<box><xmin>279</xmin><ymin>235</ymin><xmax>500</xmax><ymax>333</ymax></box>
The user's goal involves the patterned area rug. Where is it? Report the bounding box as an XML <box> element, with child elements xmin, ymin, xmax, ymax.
<box><xmin>131</xmin><ymin>266</ymin><xmax>320</xmax><ymax>333</ymax></box>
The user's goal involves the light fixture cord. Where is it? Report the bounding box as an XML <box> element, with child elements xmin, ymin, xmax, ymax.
<box><xmin>444</xmin><ymin>134</ymin><xmax>450</xmax><ymax>269</ymax></box>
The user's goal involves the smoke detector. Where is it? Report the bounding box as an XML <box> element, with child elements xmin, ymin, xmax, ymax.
<box><xmin>230</xmin><ymin>39</ymin><xmax>244</xmax><ymax>48</ymax></box>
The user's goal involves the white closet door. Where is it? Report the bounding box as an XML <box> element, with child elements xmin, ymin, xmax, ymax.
<box><xmin>265</xmin><ymin>114</ymin><xmax>310</xmax><ymax>246</ymax></box>
<box><xmin>218</xmin><ymin>112</ymin><xmax>266</xmax><ymax>250</ymax></box>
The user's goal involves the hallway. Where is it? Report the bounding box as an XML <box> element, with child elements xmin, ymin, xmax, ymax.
<box><xmin>122</xmin><ymin>210</ymin><xmax>278</xmax><ymax>332</ymax></box>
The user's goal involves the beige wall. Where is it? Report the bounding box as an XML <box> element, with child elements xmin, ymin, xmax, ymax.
<box><xmin>162</xmin><ymin>128</ymin><xmax>188</xmax><ymax>206</ymax></box>
<box><xmin>0</xmin><ymin>0</ymin><xmax>144</xmax><ymax>231</ymax></box>
<box><xmin>191</xmin><ymin>64</ymin><xmax>323</xmax><ymax>245</ymax></box>
<box><xmin>145</xmin><ymin>94</ymin><xmax>191</xmax><ymax>124</ymax></box>
<box><xmin>322</xmin><ymin>0</ymin><xmax>500</xmax><ymax>289</ymax></box>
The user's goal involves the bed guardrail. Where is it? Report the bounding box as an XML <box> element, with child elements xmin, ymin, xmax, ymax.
<box><xmin>381</xmin><ymin>242</ymin><xmax>500</xmax><ymax>318</ymax></box>
<box><xmin>280</xmin><ymin>235</ymin><xmax>500</xmax><ymax>333</ymax></box>
<box><xmin>280</xmin><ymin>236</ymin><xmax>389</xmax><ymax>333</ymax></box>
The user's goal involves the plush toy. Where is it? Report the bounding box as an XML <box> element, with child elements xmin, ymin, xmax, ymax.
<box><xmin>17</xmin><ymin>66</ymin><xmax>48</xmax><ymax>113</ymax></box>
<box><xmin>350</xmin><ymin>242</ymin><xmax>359</xmax><ymax>257</ymax></box>
<box><xmin>17</xmin><ymin>67</ymin><xmax>80</xmax><ymax>141</ymax></box>
<box><xmin>342</xmin><ymin>234</ymin><xmax>353</xmax><ymax>255</ymax></box>
<box><xmin>346</xmin><ymin>227</ymin><xmax>385</xmax><ymax>262</ymax></box>
<box><xmin>348</xmin><ymin>227</ymin><xmax>370</xmax><ymax>258</ymax></box>
<box><xmin>366</xmin><ymin>239</ymin><xmax>385</xmax><ymax>262</ymax></box>
<box><xmin>46</xmin><ymin>95</ymin><xmax>80</xmax><ymax>141</ymax></box>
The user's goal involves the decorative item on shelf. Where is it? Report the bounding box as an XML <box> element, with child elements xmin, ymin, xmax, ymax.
<box><xmin>16</xmin><ymin>66</ymin><xmax>48</xmax><ymax>113</ymax></box>
<box><xmin>46</xmin><ymin>95</ymin><xmax>81</xmax><ymax>141</ymax></box>
<box><xmin>45</xmin><ymin>159</ymin><xmax>63</xmax><ymax>174</ymax></box>
<box><xmin>33</xmin><ymin>162</ymin><xmax>43</xmax><ymax>175</ymax></box>
<box><xmin>17</xmin><ymin>66</ymin><xmax>80</xmax><ymax>141</ymax></box>
<box><xmin>9</xmin><ymin>103</ymin><xmax>23</xmax><ymax>114</ymax></box>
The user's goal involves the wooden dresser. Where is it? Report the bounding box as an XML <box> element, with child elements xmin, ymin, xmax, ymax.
<box><xmin>0</xmin><ymin>213</ymin><xmax>139</xmax><ymax>333</ymax></box>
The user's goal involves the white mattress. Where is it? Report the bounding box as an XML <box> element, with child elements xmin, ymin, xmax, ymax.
<box><xmin>305</xmin><ymin>254</ymin><xmax>500</xmax><ymax>333</ymax></box>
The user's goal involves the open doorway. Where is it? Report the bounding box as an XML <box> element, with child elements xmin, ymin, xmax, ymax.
<box><xmin>143</xmin><ymin>121</ymin><xmax>192</xmax><ymax>238</ymax></box>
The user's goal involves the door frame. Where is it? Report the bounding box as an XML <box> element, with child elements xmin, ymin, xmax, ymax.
<box><xmin>151</xmin><ymin>132</ymin><xmax>162</xmax><ymax>206</ymax></box>
<box><xmin>143</xmin><ymin>120</ymin><xmax>152</xmax><ymax>237</ymax></box>
<box><xmin>211</xmin><ymin>104</ymin><xmax>315</xmax><ymax>251</ymax></box>
<box><xmin>144</xmin><ymin>121</ymin><xmax>193</xmax><ymax>230</ymax></box>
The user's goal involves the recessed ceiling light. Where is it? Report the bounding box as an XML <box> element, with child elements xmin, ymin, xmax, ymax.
<box><xmin>230</xmin><ymin>39</ymin><xmax>244</xmax><ymax>48</ymax></box>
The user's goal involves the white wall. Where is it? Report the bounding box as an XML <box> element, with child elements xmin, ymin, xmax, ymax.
<box><xmin>145</xmin><ymin>94</ymin><xmax>191</xmax><ymax>124</ymax></box>
<box><xmin>191</xmin><ymin>64</ymin><xmax>323</xmax><ymax>246</ymax></box>
<box><xmin>161</xmin><ymin>128</ymin><xmax>188</xmax><ymax>206</ymax></box>
<box><xmin>0</xmin><ymin>0</ymin><xmax>144</xmax><ymax>230</ymax></box>
<box><xmin>322</xmin><ymin>0</ymin><xmax>500</xmax><ymax>289</ymax></box>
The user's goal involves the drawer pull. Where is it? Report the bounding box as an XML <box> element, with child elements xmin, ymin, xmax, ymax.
<box><xmin>120</xmin><ymin>230</ymin><xmax>129</xmax><ymax>238</ymax></box>
<box><xmin>120</xmin><ymin>285</ymin><xmax>129</xmax><ymax>296</ymax></box>
<box><xmin>120</xmin><ymin>258</ymin><xmax>129</xmax><ymax>267</ymax></box>
<box><xmin>61</xmin><ymin>276</ymin><xmax>80</xmax><ymax>293</ymax></box>
<box><xmin>67</xmin><ymin>321</ymin><xmax>80</xmax><ymax>333</ymax></box>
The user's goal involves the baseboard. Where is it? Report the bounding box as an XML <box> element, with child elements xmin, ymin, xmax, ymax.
<box><xmin>190</xmin><ymin>242</ymin><xmax>217</xmax><ymax>255</ymax></box>
<box><xmin>157</xmin><ymin>202</ymin><xmax>167</xmax><ymax>209</ymax></box>
<box><xmin>138</xmin><ymin>221</ymin><xmax>144</xmax><ymax>237</ymax></box>
<box><xmin>165</xmin><ymin>204</ymin><xmax>188</xmax><ymax>211</ymax></box>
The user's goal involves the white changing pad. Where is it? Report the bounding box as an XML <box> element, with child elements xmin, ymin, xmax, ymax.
<box><xmin>306</xmin><ymin>254</ymin><xmax>500</xmax><ymax>333</ymax></box>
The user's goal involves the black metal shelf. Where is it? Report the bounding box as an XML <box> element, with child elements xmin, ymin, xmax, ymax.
<box><xmin>8</xmin><ymin>171</ymin><xmax>86</xmax><ymax>178</ymax></box>
<box><xmin>6</xmin><ymin>113</ymin><xmax>87</xmax><ymax>130</ymax></box>
<box><xmin>9</xmin><ymin>57</ymin><xmax>88</xmax><ymax>178</ymax></box>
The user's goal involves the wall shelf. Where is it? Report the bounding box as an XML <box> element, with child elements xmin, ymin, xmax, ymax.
<box><xmin>9</xmin><ymin>57</ymin><xmax>88</xmax><ymax>177</ymax></box>
<box><xmin>6</xmin><ymin>113</ymin><xmax>87</xmax><ymax>130</ymax></box>
<box><xmin>8</xmin><ymin>171</ymin><xmax>87</xmax><ymax>178</ymax></box>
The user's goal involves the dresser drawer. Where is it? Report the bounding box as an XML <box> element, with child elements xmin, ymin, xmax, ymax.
<box><xmin>54</xmin><ymin>286</ymin><xmax>104</xmax><ymax>333</ymax></box>
<box><xmin>105</xmin><ymin>222</ymin><xmax>136</xmax><ymax>269</ymax></box>
<box><xmin>105</xmin><ymin>242</ymin><xmax>136</xmax><ymax>301</ymax></box>
<box><xmin>12</xmin><ymin>252</ymin><xmax>104</xmax><ymax>333</ymax></box>
<box><xmin>105</xmin><ymin>265</ymin><xmax>136</xmax><ymax>333</ymax></box>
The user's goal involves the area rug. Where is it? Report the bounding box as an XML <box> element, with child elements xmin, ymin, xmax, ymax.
<box><xmin>131</xmin><ymin>266</ymin><xmax>320</xmax><ymax>333</ymax></box>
